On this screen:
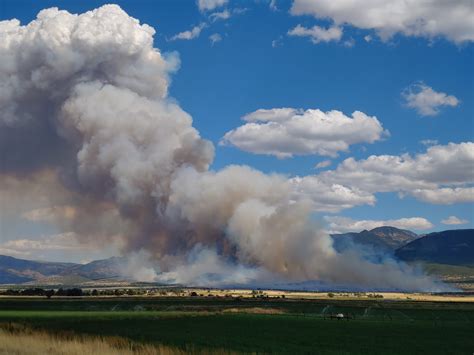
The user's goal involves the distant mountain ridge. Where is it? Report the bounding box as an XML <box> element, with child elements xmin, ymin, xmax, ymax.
<box><xmin>0</xmin><ymin>255</ymin><xmax>76</xmax><ymax>284</ymax></box>
<box><xmin>331</xmin><ymin>226</ymin><xmax>419</xmax><ymax>252</ymax></box>
<box><xmin>1</xmin><ymin>227</ymin><xmax>473</xmax><ymax>285</ymax></box>
<box><xmin>395</xmin><ymin>229</ymin><xmax>474</xmax><ymax>265</ymax></box>
<box><xmin>0</xmin><ymin>255</ymin><xmax>125</xmax><ymax>284</ymax></box>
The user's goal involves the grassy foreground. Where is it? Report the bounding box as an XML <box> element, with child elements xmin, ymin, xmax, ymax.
<box><xmin>0</xmin><ymin>324</ymin><xmax>169</xmax><ymax>355</ymax></box>
<box><xmin>0</xmin><ymin>297</ymin><xmax>473</xmax><ymax>354</ymax></box>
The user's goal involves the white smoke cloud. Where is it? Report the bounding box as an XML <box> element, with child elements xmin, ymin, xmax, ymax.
<box><xmin>156</xmin><ymin>245</ymin><xmax>275</xmax><ymax>286</ymax></box>
<box><xmin>120</xmin><ymin>250</ymin><xmax>159</xmax><ymax>282</ymax></box>
<box><xmin>0</xmin><ymin>5</ymin><xmax>447</xmax><ymax>291</ymax></box>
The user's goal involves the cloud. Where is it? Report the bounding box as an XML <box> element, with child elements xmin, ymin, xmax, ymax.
<box><xmin>221</xmin><ymin>108</ymin><xmax>387</xmax><ymax>158</ymax></box>
<box><xmin>315</xmin><ymin>160</ymin><xmax>331</xmax><ymax>169</ymax></box>
<box><xmin>198</xmin><ymin>0</ymin><xmax>228</xmax><ymax>12</ymax></box>
<box><xmin>209</xmin><ymin>7</ymin><xmax>247</xmax><ymax>22</ymax></box>
<box><xmin>288</xmin><ymin>24</ymin><xmax>343</xmax><ymax>44</ymax></box>
<box><xmin>291</xmin><ymin>176</ymin><xmax>375</xmax><ymax>212</ymax></box>
<box><xmin>272</xmin><ymin>37</ymin><xmax>283</xmax><ymax>47</ymax></box>
<box><xmin>269</xmin><ymin>0</ymin><xmax>278</xmax><ymax>11</ymax></box>
<box><xmin>316</xmin><ymin>142</ymin><xmax>474</xmax><ymax>204</ymax></box>
<box><xmin>242</xmin><ymin>108</ymin><xmax>302</xmax><ymax>122</ymax></box>
<box><xmin>209</xmin><ymin>9</ymin><xmax>231</xmax><ymax>21</ymax></box>
<box><xmin>325</xmin><ymin>216</ymin><xmax>434</xmax><ymax>234</ymax></box>
<box><xmin>170</xmin><ymin>23</ymin><xmax>206</xmax><ymax>40</ymax></box>
<box><xmin>441</xmin><ymin>216</ymin><xmax>469</xmax><ymax>225</ymax></box>
<box><xmin>343</xmin><ymin>38</ymin><xmax>355</xmax><ymax>48</ymax></box>
<box><xmin>22</xmin><ymin>206</ymin><xmax>77</xmax><ymax>222</ymax></box>
<box><xmin>402</xmin><ymin>82</ymin><xmax>459</xmax><ymax>116</ymax></box>
<box><xmin>209</xmin><ymin>33</ymin><xmax>222</xmax><ymax>45</ymax></box>
<box><xmin>0</xmin><ymin>233</ymin><xmax>94</xmax><ymax>255</ymax></box>
<box><xmin>411</xmin><ymin>187</ymin><xmax>474</xmax><ymax>204</ymax></box>
<box><xmin>420</xmin><ymin>139</ymin><xmax>438</xmax><ymax>146</ymax></box>
<box><xmin>290</xmin><ymin>0</ymin><xmax>474</xmax><ymax>43</ymax></box>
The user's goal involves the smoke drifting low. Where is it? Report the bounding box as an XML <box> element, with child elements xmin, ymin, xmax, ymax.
<box><xmin>0</xmin><ymin>5</ymin><xmax>445</xmax><ymax>291</ymax></box>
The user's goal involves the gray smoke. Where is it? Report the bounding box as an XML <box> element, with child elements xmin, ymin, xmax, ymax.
<box><xmin>0</xmin><ymin>5</ymin><xmax>446</xmax><ymax>291</ymax></box>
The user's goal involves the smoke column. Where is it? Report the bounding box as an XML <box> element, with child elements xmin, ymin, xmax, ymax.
<box><xmin>0</xmin><ymin>5</ymin><xmax>445</xmax><ymax>291</ymax></box>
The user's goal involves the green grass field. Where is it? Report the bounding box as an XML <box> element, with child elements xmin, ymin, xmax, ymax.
<box><xmin>0</xmin><ymin>297</ymin><xmax>473</xmax><ymax>354</ymax></box>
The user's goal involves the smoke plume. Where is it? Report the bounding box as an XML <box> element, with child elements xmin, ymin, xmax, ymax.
<box><xmin>0</xmin><ymin>5</ymin><xmax>445</xmax><ymax>291</ymax></box>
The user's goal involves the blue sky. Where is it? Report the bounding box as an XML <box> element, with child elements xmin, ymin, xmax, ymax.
<box><xmin>0</xmin><ymin>0</ymin><xmax>473</xmax><ymax>262</ymax></box>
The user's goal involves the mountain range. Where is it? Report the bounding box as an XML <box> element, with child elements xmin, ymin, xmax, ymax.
<box><xmin>395</xmin><ymin>229</ymin><xmax>474</xmax><ymax>265</ymax></box>
<box><xmin>331</xmin><ymin>226</ymin><xmax>419</xmax><ymax>253</ymax></box>
<box><xmin>0</xmin><ymin>255</ymin><xmax>124</xmax><ymax>285</ymax></box>
<box><xmin>0</xmin><ymin>227</ymin><xmax>472</xmax><ymax>285</ymax></box>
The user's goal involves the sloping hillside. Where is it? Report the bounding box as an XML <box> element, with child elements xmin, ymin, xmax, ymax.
<box><xmin>0</xmin><ymin>255</ymin><xmax>76</xmax><ymax>283</ymax></box>
<box><xmin>64</xmin><ymin>257</ymin><xmax>125</xmax><ymax>280</ymax></box>
<box><xmin>395</xmin><ymin>229</ymin><xmax>474</xmax><ymax>265</ymax></box>
<box><xmin>0</xmin><ymin>255</ymin><xmax>125</xmax><ymax>284</ymax></box>
<box><xmin>331</xmin><ymin>226</ymin><xmax>419</xmax><ymax>253</ymax></box>
<box><xmin>369</xmin><ymin>227</ymin><xmax>418</xmax><ymax>249</ymax></box>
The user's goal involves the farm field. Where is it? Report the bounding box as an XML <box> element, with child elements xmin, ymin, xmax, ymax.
<box><xmin>0</xmin><ymin>296</ymin><xmax>473</xmax><ymax>354</ymax></box>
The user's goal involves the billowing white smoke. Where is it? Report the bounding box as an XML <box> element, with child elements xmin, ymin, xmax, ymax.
<box><xmin>0</xmin><ymin>5</ymin><xmax>445</xmax><ymax>291</ymax></box>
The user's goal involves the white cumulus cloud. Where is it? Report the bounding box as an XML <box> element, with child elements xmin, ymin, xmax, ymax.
<box><xmin>441</xmin><ymin>216</ymin><xmax>469</xmax><ymax>225</ymax></box>
<box><xmin>198</xmin><ymin>0</ymin><xmax>228</xmax><ymax>12</ymax></box>
<box><xmin>171</xmin><ymin>23</ymin><xmax>206</xmax><ymax>41</ymax></box>
<box><xmin>221</xmin><ymin>108</ymin><xmax>388</xmax><ymax>158</ymax></box>
<box><xmin>290</xmin><ymin>0</ymin><xmax>474</xmax><ymax>43</ymax></box>
<box><xmin>402</xmin><ymin>82</ymin><xmax>459</xmax><ymax>116</ymax></box>
<box><xmin>411</xmin><ymin>187</ymin><xmax>474</xmax><ymax>204</ymax></box>
<box><xmin>291</xmin><ymin>176</ymin><xmax>376</xmax><ymax>212</ymax></box>
<box><xmin>209</xmin><ymin>9</ymin><xmax>231</xmax><ymax>21</ymax></box>
<box><xmin>315</xmin><ymin>160</ymin><xmax>332</xmax><ymax>169</ymax></box>
<box><xmin>0</xmin><ymin>233</ymin><xmax>93</xmax><ymax>255</ymax></box>
<box><xmin>316</xmin><ymin>142</ymin><xmax>474</xmax><ymax>204</ymax></box>
<box><xmin>288</xmin><ymin>24</ymin><xmax>343</xmax><ymax>44</ymax></box>
<box><xmin>325</xmin><ymin>216</ymin><xmax>434</xmax><ymax>234</ymax></box>
<box><xmin>420</xmin><ymin>139</ymin><xmax>438</xmax><ymax>146</ymax></box>
<box><xmin>209</xmin><ymin>33</ymin><xmax>222</xmax><ymax>45</ymax></box>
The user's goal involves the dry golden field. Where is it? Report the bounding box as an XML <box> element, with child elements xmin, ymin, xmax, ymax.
<box><xmin>0</xmin><ymin>324</ymin><xmax>236</xmax><ymax>355</ymax></box>
<box><xmin>184</xmin><ymin>288</ymin><xmax>474</xmax><ymax>302</ymax></box>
